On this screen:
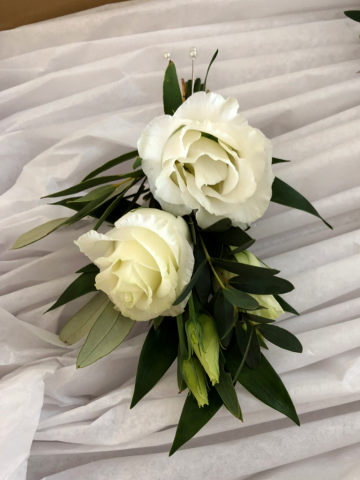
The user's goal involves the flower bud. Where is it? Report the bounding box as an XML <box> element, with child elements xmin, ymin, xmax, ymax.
<box><xmin>187</xmin><ymin>314</ymin><xmax>220</xmax><ymax>386</ymax></box>
<box><xmin>181</xmin><ymin>357</ymin><xmax>209</xmax><ymax>407</ymax></box>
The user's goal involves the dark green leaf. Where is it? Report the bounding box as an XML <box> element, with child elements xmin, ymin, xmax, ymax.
<box><xmin>257</xmin><ymin>324</ymin><xmax>303</xmax><ymax>353</ymax></box>
<box><xmin>223</xmin><ymin>288</ymin><xmax>260</xmax><ymax>311</ymax></box>
<box><xmin>271</xmin><ymin>177</ymin><xmax>332</xmax><ymax>229</ymax></box>
<box><xmin>194</xmin><ymin>78</ymin><xmax>201</xmax><ymax>92</ymax></box>
<box><xmin>43</xmin><ymin>175</ymin><xmax>124</xmax><ymax>199</ymax></box>
<box><xmin>235</xmin><ymin>322</ymin><xmax>261</xmax><ymax>369</ymax></box>
<box><xmin>185</xmin><ymin>80</ymin><xmax>192</xmax><ymax>99</ymax></box>
<box><xmin>153</xmin><ymin>316</ymin><xmax>164</xmax><ymax>330</ymax></box>
<box><xmin>226</xmin><ymin>240</ymin><xmax>256</xmax><ymax>256</ymax></box>
<box><xmin>76</xmin><ymin>303</ymin><xmax>135</xmax><ymax>368</ymax></box>
<box><xmin>225</xmin><ymin>339</ymin><xmax>300</xmax><ymax>425</ymax></box>
<box><xmin>163</xmin><ymin>61</ymin><xmax>183</xmax><ymax>115</ymax></box>
<box><xmin>244</xmin><ymin>313</ymin><xmax>275</xmax><ymax>324</ymax></box>
<box><xmin>133</xmin><ymin>157</ymin><xmax>142</xmax><ymax>170</ymax></box>
<box><xmin>177</xmin><ymin>351</ymin><xmax>187</xmax><ymax>392</ymax></box>
<box><xmin>59</xmin><ymin>292</ymin><xmax>110</xmax><ymax>345</ymax></box>
<box><xmin>169</xmin><ymin>387</ymin><xmax>223</xmax><ymax>456</ymax></box>
<box><xmin>203</xmin><ymin>226</ymin><xmax>254</xmax><ymax>249</ymax></box>
<box><xmin>131</xmin><ymin>318</ymin><xmax>178</xmax><ymax>408</ymax></box>
<box><xmin>76</xmin><ymin>264</ymin><xmax>100</xmax><ymax>274</ymax></box>
<box><xmin>46</xmin><ymin>272</ymin><xmax>97</xmax><ymax>312</ymax></box>
<box><xmin>274</xmin><ymin>295</ymin><xmax>300</xmax><ymax>316</ymax></box>
<box><xmin>173</xmin><ymin>260</ymin><xmax>206</xmax><ymax>306</ymax></box>
<box><xmin>122</xmin><ymin>178</ymin><xmax>147</xmax><ymax>215</ymax></box>
<box><xmin>203</xmin><ymin>218</ymin><xmax>231</xmax><ymax>232</ymax></box>
<box><xmin>215</xmin><ymin>357</ymin><xmax>242</xmax><ymax>419</ymax></box>
<box><xmin>212</xmin><ymin>258</ymin><xmax>279</xmax><ymax>277</ymax></box>
<box><xmin>203</xmin><ymin>49</ymin><xmax>218</xmax><ymax>91</ymax></box>
<box><xmin>67</xmin><ymin>185</ymin><xmax>117</xmax><ymax>203</ymax></box>
<box><xmin>214</xmin><ymin>290</ymin><xmax>235</xmax><ymax>339</ymax></box>
<box><xmin>272</xmin><ymin>158</ymin><xmax>291</xmax><ymax>164</ymax></box>
<box><xmin>230</xmin><ymin>275</ymin><xmax>294</xmax><ymax>295</ymax></box>
<box><xmin>344</xmin><ymin>10</ymin><xmax>360</xmax><ymax>22</ymax></box>
<box><xmin>82</xmin><ymin>150</ymin><xmax>138</xmax><ymax>182</ymax></box>
<box><xmin>193</xmin><ymin>242</ymin><xmax>211</xmax><ymax>305</ymax></box>
<box><xmin>10</xmin><ymin>217</ymin><xmax>68</xmax><ymax>250</ymax></box>
<box><xmin>64</xmin><ymin>192</ymin><xmax>115</xmax><ymax>227</ymax></box>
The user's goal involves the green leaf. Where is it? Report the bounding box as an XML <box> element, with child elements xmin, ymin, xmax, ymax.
<box><xmin>194</xmin><ymin>78</ymin><xmax>201</xmax><ymax>93</ymax></box>
<box><xmin>225</xmin><ymin>339</ymin><xmax>300</xmax><ymax>425</ymax></box>
<box><xmin>272</xmin><ymin>158</ymin><xmax>291</xmax><ymax>164</ymax></box>
<box><xmin>10</xmin><ymin>217</ymin><xmax>69</xmax><ymax>250</ymax></box>
<box><xmin>177</xmin><ymin>353</ymin><xmax>187</xmax><ymax>392</ymax></box>
<box><xmin>76</xmin><ymin>264</ymin><xmax>100</xmax><ymax>274</ymax></box>
<box><xmin>173</xmin><ymin>260</ymin><xmax>207</xmax><ymax>306</ymax></box>
<box><xmin>344</xmin><ymin>10</ymin><xmax>360</xmax><ymax>22</ymax></box>
<box><xmin>215</xmin><ymin>357</ymin><xmax>242</xmax><ymax>419</ymax></box>
<box><xmin>193</xmin><ymin>242</ymin><xmax>211</xmax><ymax>305</ymax></box>
<box><xmin>235</xmin><ymin>322</ymin><xmax>261</xmax><ymax>369</ymax></box>
<box><xmin>82</xmin><ymin>150</ymin><xmax>138</xmax><ymax>182</ymax></box>
<box><xmin>203</xmin><ymin>226</ymin><xmax>254</xmax><ymax>248</ymax></box>
<box><xmin>185</xmin><ymin>80</ymin><xmax>192</xmax><ymax>99</ymax></box>
<box><xmin>59</xmin><ymin>292</ymin><xmax>110</xmax><ymax>345</ymax></box>
<box><xmin>64</xmin><ymin>192</ymin><xmax>115</xmax><ymax>227</ymax></box>
<box><xmin>274</xmin><ymin>294</ymin><xmax>300</xmax><ymax>316</ymax></box>
<box><xmin>67</xmin><ymin>185</ymin><xmax>117</xmax><ymax>203</ymax></box>
<box><xmin>77</xmin><ymin>303</ymin><xmax>135</xmax><ymax>368</ymax></box>
<box><xmin>131</xmin><ymin>318</ymin><xmax>178</xmax><ymax>408</ymax></box>
<box><xmin>257</xmin><ymin>324</ymin><xmax>303</xmax><ymax>353</ymax></box>
<box><xmin>163</xmin><ymin>61</ymin><xmax>183</xmax><ymax>115</ymax></box>
<box><xmin>203</xmin><ymin>49</ymin><xmax>218</xmax><ymax>91</ymax></box>
<box><xmin>46</xmin><ymin>272</ymin><xmax>97</xmax><ymax>312</ymax></box>
<box><xmin>271</xmin><ymin>177</ymin><xmax>332</xmax><ymax>229</ymax></box>
<box><xmin>169</xmin><ymin>387</ymin><xmax>223</xmax><ymax>456</ymax></box>
<box><xmin>132</xmin><ymin>156</ymin><xmax>142</xmax><ymax>170</ymax></box>
<box><xmin>244</xmin><ymin>313</ymin><xmax>275</xmax><ymax>324</ymax></box>
<box><xmin>226</xmin><ymin>240</ymin><xmax>256</xmax><ymax>256</ymax></box>
<box><xmin>212</xmin><ymin>258</ymin><xmax>279</xmax><ymax>277</ymax></box>
<box><xmin>229</xmin><ymin>275</ymin><xmax>294</xmax><ymax>295</ymax></box>
<box><xmin>214</xmin><ymin>290</ymin><xmax>235</xmax><ymax>340</ymax></box>
<box><xmin>93</xmin><ymin>180</ymin><xmax>134</xmax><ymax>230</ymax></box>
<box><xmin>203</xmin><ymin>218</ymin><xmax>231</xmax><ymax>232</ymax></box>
<box><xmin>223</xmin><ymin>288</ymin><xmax>260</xmax><ymax>311</ymax></box>
<box><xmin>153</xmin><ymin>316</ymin><xmax>164</xmax><ymax>330</ymax></box>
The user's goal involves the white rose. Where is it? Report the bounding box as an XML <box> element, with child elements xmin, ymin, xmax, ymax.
<box><xmin>74</xmin><ymin>208</ymin><xmax>194</xmax><ymax>321</ymax></box>
<box><xmin>138</xmin><ymin>92</ymin><xmax>274</xmax><ymax>229</ymax></box>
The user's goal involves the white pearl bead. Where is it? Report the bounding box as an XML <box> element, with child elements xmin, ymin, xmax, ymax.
<box><xmin>164</xmin><ymin>52</ymin><xmax>171</xmax><ymax>60</ymax></box>
<box><xmin>189</xmin><ymin>47</ymin><xmax>197</xmax><ymax>59</ymax></box>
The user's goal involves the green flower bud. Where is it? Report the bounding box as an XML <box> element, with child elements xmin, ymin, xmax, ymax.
<box><xmin>187</xmin><ymin>314</ymin><xmax>220</xmax><ymax>386</ymax></box>
<box><xmin>182</xmin><ymin>357</ymin><xmax>209</xmax><ymax>407</ymax></box>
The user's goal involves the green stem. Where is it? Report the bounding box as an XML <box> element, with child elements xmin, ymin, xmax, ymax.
<box><xmin>199</xmin><ymin>235</ymin><xmax>225</xmax><ymax>289</ymax></box>
<box><xmin>232</xmin><ymin>327</ymin><xmax>254</xmax><ymax>385</ymax></box>
<box><xmin>176</xmin><ymin>314</ymin><xmax>188</xmax><ymax>358</ymax></box>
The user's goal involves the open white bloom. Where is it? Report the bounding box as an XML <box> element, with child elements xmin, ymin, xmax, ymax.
<box><xmin>138</xmin><ymin>92</ymin><xmax>274</xmax><ymax>229</ymax></box>
<box><xmin>75</xmin><ymin>209</ymin><xmax>194</xmax><ymax>321</ymax></box>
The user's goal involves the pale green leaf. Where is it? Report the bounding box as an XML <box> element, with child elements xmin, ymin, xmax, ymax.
<box><xmin>10</xmin><ymin>218</ymin><xmax>68</xmax><ymax>250</ymax></box>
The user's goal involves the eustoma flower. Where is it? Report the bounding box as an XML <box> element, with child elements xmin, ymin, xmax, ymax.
<box><xmin>139</xmin><ymin>92</ymin><xmax>274</xmax><ymax>228</ymax></box>
<box><xmin>75</xmin><ymin>209</ymin><xmax>194</xmax><ymax>321</ymax></box>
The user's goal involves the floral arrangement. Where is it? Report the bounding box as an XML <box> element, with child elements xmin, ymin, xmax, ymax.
<box><xmin>12</xmin><ymin>49</ymin><xmax>332</xmax><ymax>455</ymax></box>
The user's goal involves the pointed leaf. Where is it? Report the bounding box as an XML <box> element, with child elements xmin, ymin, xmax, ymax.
<box><xmin>203</xmin><ymin>225</ymin><xmax>253</xmax><ymax>247</ymax></box>
<box><xmin>131</xmin><ymin>318</ymin><xmax>178</xmax><ymax>408</ymax></box>
<box><xmin>215</xmin><ymin>357</ymin><xmax>242</xmax><ymax>419</ymax></box>
<box><xmin>212</xmin><ymin>258</ymin><xmax>279</xmax><ymax>277</ymax></box>
<box><xmin>225</xmin><ymin>339</ymin><xmax>300</xmax><ymax>425</ymax></box>
<box><xmin>214</xmin><ymin>290</ymin><xmax>235</xmax><ymax>340</ymax></box>
<box><xmin>203</xmin><ymin>49</ymin><xmax>218</xmax><ymax>91</ymax></box>
<box><xmin>132</xmin><ymin>156</ymin><xmax>142</xmax><ymax>169</ymax></box>
<box><xmin>67</xmin><ymin>185</ymin><xmax>117</xmax><ymax>203</ymax></box>
<box><xmin>203</xmin><ymin>217</ymin><xmax>231</xmax><ymax>232</ymax></box>
<box><xmin>230</xmin><ymin>275</ymin><xmax>294</xmax><ymax>295</ymax></box>
<box><xmin>344</xmin><ymin>10</ymin><xmax>360</xmax><ymax>22</ymax></box>
<box><xmin>76</xmin><ymin>264</ymin><xmax>100</xmax><ymax>274</ymax></box>
<box><xmin>77</xmin><ymin>305</ymin><xmax>135</xmax><ymax>368</ymax></box>
<box><xmin>193</xmin><ymin>241</ymin><xmax>211</xmax><ymax>305</ymax></box>
<box><xmin>163</xmin><ymin>61</ymin><xmax>182</xmax><ymax>115</ymax></box>
<box><xmin>59</xmin><ymin>292</ymin><xmax>110</xmax><ymax>345</ymax></box>
<box><xmin>274</xmin><ymin>294</ymin><xmax>300</xmax><ymax>316</ymax></box>
<box><xmin>173</xmin><ymin>260</ymin><xmax>206</xmax><ymax>306</ymax></box>
<box><xmin>271</xmin><ymin>176</ymin><xmax>332</xmax><ymax>229</ymax></box>
<box><xmin>272</xmin><ymin>158</ymin><xmax>290</xmax><ymax>164</ymax></box>
<box><xmin>235</xmin><ymin>323</ymin><xmax>261</xmax><ymax>369</ymax></box>
<box><xmin>82</xmin><ymin>150</ymin><xmax>138</xmax><ymax>182</ymax></box>
<box><xmin>169</xmin><ymin>387</ymin><xmax>223</xmax><ymax>456</ymax></box>
<box><xmin>46</xmin><ymin>272</ymin><xmax>97</xmax><ymax>312</ymax></box>
<box><xmin>223</xmin><ymin>288</ymin><xmax>260</xmax><ymax>311</ymax></box>
<box><xmin>10</xmin><ymin>217</ymin><xmax>68</xmax><ymax>250</ymax></box>
<box><xmin>257</xmin><ymin>324</ymin><xmax>303</xmax><ymax>353</ymax></box>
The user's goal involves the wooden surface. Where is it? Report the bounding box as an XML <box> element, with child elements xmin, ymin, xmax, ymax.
<box><xmin>0</xmin><ymin>0</ymin><xmax>129</xmax><ymax>31</ymax></box>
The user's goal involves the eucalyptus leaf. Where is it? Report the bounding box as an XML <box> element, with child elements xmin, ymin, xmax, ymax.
<box><xmin>274</xmin><ymin>295</ymin><xmax>300</xmax><ymax>316</ymax></box>
<box><xmin>163</xmin><ymin>61</ymin><xmax>183</xmax><ymax>115</ymax></box>
<box><xmin>82</xmin><ymin>150</ymin><xmax>138</xmax><ymax>182</ymax></box>
<box><xmin>77</xmin><ymin>303</ymin><xmax>135</xmax><ymax>368</ymax></box>
<box><xmin>215</xmin><ymin>357</ymin><xmax>242</xmax><ymax>419</ymax></box>
<box><xmin>223</xmin><ymin>288</ymin><xmax>260</xmax><ymax>311</ymax></box>
<box><xmin>271</xmin><ymin>176</ymin><xmax>332</xmax><ymax>229</ymax></box>
<box><xmin>46</xmin><ymin>272</ymin><xmax>97</xmax><ymax>312</ymax></box>
<box><xmin>173</xmin><ymin>260</ymin><xmax>207</xmax><ymax>306</ymax></box>
<box><xmin>131</xmin><ymin>318</ymin><xmax>178</xmax><ymax>408</ymax></box>
<box><xmin>212</xmin><ymin>258</ymin><xmax>279</xmax><ymax>277</ymax></box>
<box><xmin>230</xmin><ymin>275</ymin><xmax>294</xmax><ymax>295</ymax></box>
<box><xmin>10</xmin><ymin>217</ymin><xmax>68</xmax><ymax>250</ymax></box>
<box><xmin>225</xmin><ymin>339</ymin><xmax>300</xmax><ymax>425</ymax></box>
<box><xmin>257</xmin><ymin>324</ymin><xmax>303</xmax><ymax>353</ymax></box>
<box><xmin>59</xmin><ymin>292</ymin><xmax>110</xmax><ymax>345</ymax></box>
<box><xmin>169</xmin><ymin>387</ymin><xmax>223</xmax><ymax>456</ymax></box>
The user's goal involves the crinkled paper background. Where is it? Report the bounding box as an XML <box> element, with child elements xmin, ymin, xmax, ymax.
<box><xmin>1</xmin><ymin>0</ymin><xmax>360</xmax><ymax>478</ymax></box>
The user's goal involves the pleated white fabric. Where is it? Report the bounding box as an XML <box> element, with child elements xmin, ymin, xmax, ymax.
<box><xmin>1</xmin><ymin>1</ymin><xmax>360</xmax><ymax>479</ymax></box>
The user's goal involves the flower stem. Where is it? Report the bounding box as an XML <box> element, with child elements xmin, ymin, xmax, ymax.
<box><xmin>199</xmin><ymin>235</ymin><xmax>225</xmax><ymax>289</ymax></box>
<box><xmin>176</xmin><ymin>314</ymin><xmax>188</xmax><ymax>358</ymax></box>
<box><xmin>232</xmin><ymin>327</ymin><xmax>254</xmax><ymax>385</ymax></box>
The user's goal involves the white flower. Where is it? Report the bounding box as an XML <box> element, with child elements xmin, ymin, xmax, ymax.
<box><xmin>74</xmin><ymin>209</ymin><xmax>194</xmax><ymax>321</ymax></box>
<box><xmin>138</xmin><ymin>92</ymin><xmax>274</xmax><ymax>229</ymax></box>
